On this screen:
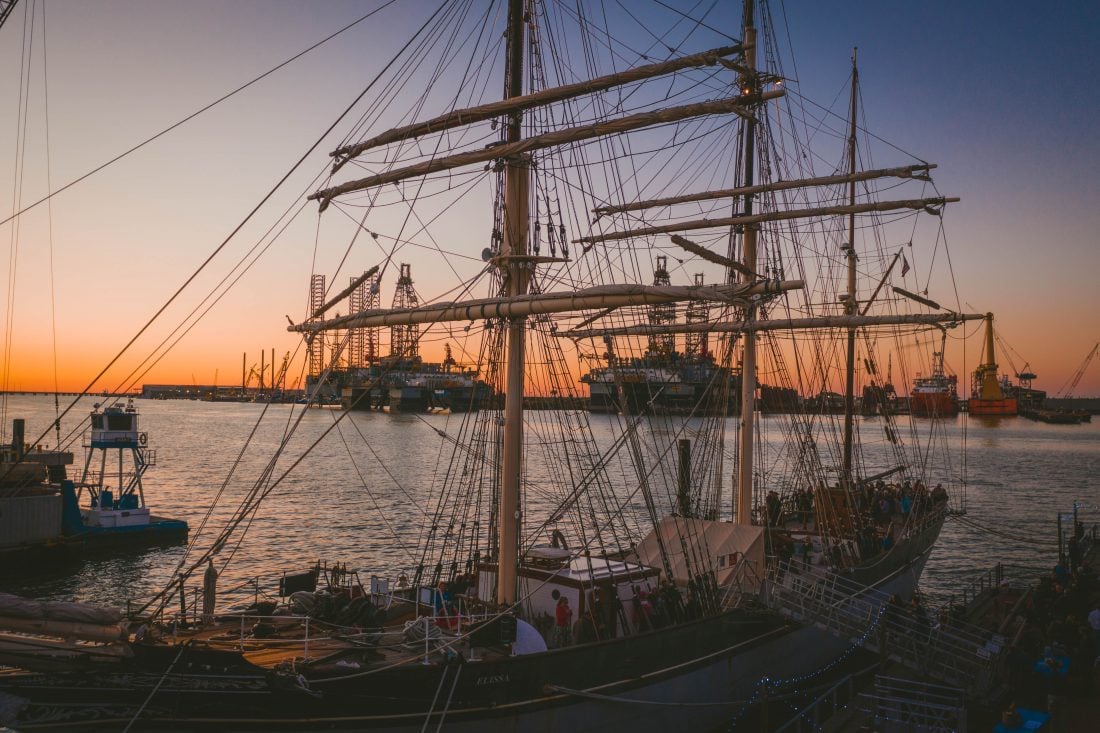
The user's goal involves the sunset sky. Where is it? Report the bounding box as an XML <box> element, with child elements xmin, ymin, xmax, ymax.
<box><xmin>1</xmin><ymin>1</ymin><xmax>1098</xmax><ymax>397</ymax></box>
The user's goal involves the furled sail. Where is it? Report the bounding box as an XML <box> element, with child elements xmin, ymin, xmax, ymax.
<box><xmin>331</xmin><ymin>44</ymin><xmax>744</xmax><ymax>169</ymax></box>
<box><xmin>290</xmin><ymin>280</ymin><xmax>803</xmax><ymax>334</ymax></box>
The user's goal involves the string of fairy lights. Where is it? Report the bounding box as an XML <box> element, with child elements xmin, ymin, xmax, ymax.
<box><xmin>725</xmin><ymin>604</ymin><xmax>889</xmax><ymax>730</ymax></box>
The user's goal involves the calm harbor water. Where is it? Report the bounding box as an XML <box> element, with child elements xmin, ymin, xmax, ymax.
<box><xmin>2</xmin><ymin>394</ymin><xmax>1097</xmax><ymax>609</ymax></box>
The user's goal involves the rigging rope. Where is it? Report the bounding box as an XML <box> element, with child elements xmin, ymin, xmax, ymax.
<box><xmin>0</xmin><ymin>0</ymin><xmax>403</xmax><ymax>231</ymax></box>
<box><xmin>120</xmin><ymin>644</ymin><xmax>186</xmax><ymax>733</ymax></box>
<box><xmin>4</xmin><ymin>0</ymin><xmax>453</xmax><ymax>496</ymax></box>
<box><xmin>950</xmin><ymin>514</ymin><xmax>1059</xmax><ymax>547</ymax></box>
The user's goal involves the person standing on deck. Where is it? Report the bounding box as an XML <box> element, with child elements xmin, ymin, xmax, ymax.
<box><xmin>797</xmin><ymin>488</ymin><xmax>813</xmax><ymax>529</ymax></box>
<box><xmin>554</xmin><ymin>596</ymin><xmax>573</xmax><ymax>648</ymax></box>
<box><xmin>766</xmin><ymin>491</ymin><xmax>782</xmax><ymax>527</ymax></box>
<box><xmin>434</xmin><ymin>581</ymin><xmax>455</xmax><ymax>628</ymax></box>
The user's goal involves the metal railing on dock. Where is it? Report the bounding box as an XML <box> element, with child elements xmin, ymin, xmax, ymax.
<box><xmin>944</xmin><ymin>562</ymin><xmax>1003</xmax><ymax>611</ymax></box>
<box><xmin>772</xmin><ymin>663</ymin><xmax>879</xmax><ymax>733</ymax></box>
<box><xmin>763</xmin><ymin>561</ymin><xmax>1005</xmax><ymax>697</ymax></box>
<box><xmin>855</xmin><ymin>675</ymin><xmax>967</xmax><ymax>733</ymax></box>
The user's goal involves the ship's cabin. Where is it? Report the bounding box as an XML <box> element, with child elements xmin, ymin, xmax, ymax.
<box><xmin>89</xmin><ymin>401</ymin><xmax>142</xmax><ymax>447</ymax></box>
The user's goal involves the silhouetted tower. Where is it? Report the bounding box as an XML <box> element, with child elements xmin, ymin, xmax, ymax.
<box><xmin>390</xmin><ymin>264</ymin><xmax>419</xmax><ymax>358</ymax></box>
<box><xmin>648</xmin><ymin>256</ymin><xmax>675</xmax><ymax>356</ymax></box>
<box><xmin>347</xmin><ymin>271</ymin><xmax>381</xmax><ymax>367</ymax></box>
<box><xmin>308</xmin><ymin>274</ymin><xmax>326</xmax><ymax>377</ymax></box>
<box><xmin>685</xmin><ymin>273</ymin><xmax>709</xmax><ymax>357</ymax></box>
<box><xmin>366</xmin><ymin>271</ymin><xmax>381</xmax><ymax>362</ymax></box>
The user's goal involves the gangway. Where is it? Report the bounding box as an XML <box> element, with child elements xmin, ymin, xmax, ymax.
<box><xmin>762</xmin><ymin>561</ymin><xmax>1004</xmax><ymax>697</ymax></box>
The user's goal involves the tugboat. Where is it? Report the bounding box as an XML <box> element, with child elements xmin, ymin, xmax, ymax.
<box><xmin>67</xmin><ymin>400</ymin><xmax>188</xmax><ymax>547</ymax></box>
<box><xmin>910</xmin><ymin>351</ymin><xmax>959</xmax><ymax>417</ymax></box>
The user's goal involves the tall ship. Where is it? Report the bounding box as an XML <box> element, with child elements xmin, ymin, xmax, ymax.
<box><xmin>0</xmin><ymin>2</ymin><xmax>988</xmax><ymax>730</ymax></box>
<box><xmin>910</xmin><ymin>350</ymin><xmax>959</xmax><ymax>417</ymax></box>
<box><xmin>968</xmin><ymin>313</ymin><xmax>1018</xmax><ymax>415</ymax></box>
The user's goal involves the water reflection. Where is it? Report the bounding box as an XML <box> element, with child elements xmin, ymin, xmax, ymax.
<box><xmin>1</xmin><ymin>395</ymin><xmax>1095</xmax><ymax>610</ymax></box>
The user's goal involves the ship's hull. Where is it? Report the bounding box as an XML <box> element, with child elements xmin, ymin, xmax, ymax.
<box><xmin>1</xmin><ymin>523</ymin><xmax>938</xmax><ymax>732</ymax></box>
<box><xmin>342</xmin><ymin>385</ymin><xmax>489</xmax><ymax>412</ymax></box>
<box><xmin>0</xmin><ymin>486</ymin><xmax>187</xmax><ymax>567</ymax></box>
<box><xmin>909</xmin><ymin>391</ymin><xmax>959</xmax><ymax>417</ymax></box>
<box><xmin>586</xmin><ymin>380</ymin><xmax>736</xmax><ymax>415</ymax></box>
<box><xmin>1020</xmin><ymin>406</ymin><xmax>1091</xmax><ymax>425</ymax></box>
<box><xmin>967</xmin><ymin>397</ymin><xmax>1017</xmax><ymax>416</ymax></box>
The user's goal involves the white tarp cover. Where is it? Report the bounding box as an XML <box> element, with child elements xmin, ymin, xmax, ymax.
<box><xmin>512</xmin><ymin>618</ymin><xmax>548</xmax><ymax>655</ymax></box>
<box><xmin>0</xmin><ymin>593</ymin><xmax>122</xmax><ymax>625</ymax></box>
<box><xmin>633</xmin><ymin>516</ymin><xmax>765</xmax><ymax>589</ymax></box>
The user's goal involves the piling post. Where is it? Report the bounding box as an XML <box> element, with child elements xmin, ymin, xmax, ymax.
<box><xmin>1057</xmin><ymin>512</ymin><xmax>1063</xmax><ymax>562</ymax></box>
<box><xmin>179</xmin><ymin>575</ymin><xmax>187</xmax><ymax>627</ymax></box>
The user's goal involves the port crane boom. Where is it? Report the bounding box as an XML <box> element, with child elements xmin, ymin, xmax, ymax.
<box><xmin>1057</xmin><ymin>341</ymin><xmax>1100</xmax><ymax>398</ymax></box>
<box><xmin>0</xmin><ymin>1</ymin><xmax>19</xmax><ymax>33</ymax></box>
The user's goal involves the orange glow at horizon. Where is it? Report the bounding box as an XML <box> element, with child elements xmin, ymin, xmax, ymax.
<box><xmin>1</xmin><ymin>2</ymin><xmax>1098</xmax><ymax>399</ymax></box>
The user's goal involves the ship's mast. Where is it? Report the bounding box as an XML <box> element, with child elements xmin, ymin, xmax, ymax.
<box><xmin>735</xmin><ymin>0</ymin><xmax>757</xmax><ymax>525</ymax></box>
<box><xmin>498</xmin><ymin>0</ymin><xmax>529</xmax><ymax>607</ymax></box>
<box><xmin>842</xmin><ymin>50</ymin><xmax>859</xmax><ymax>486</ymax></box>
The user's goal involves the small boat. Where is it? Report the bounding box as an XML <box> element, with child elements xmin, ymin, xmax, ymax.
<box><xmin>66</xmin><ymin>400</ymin><xmax>189</xmax><ymax>547</ymax></box>
<box><xmin>1020</xmin><ymin>407</ymin><xmax>1090</xmax><ymax>425</ymax></box>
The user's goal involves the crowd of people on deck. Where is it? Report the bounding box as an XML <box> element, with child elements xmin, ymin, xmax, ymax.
<box><xmin>764</xmin><ymin>478</ymin><xmax>949</xmax><ymax>569</ymax></box>
<box><xmin>856</xmin><ymin>478</ymin><xmax>948</xmax><ymax>524</ymax></box>
<box><xmin>769</xmin><ymin>479</ymin><xmax>948</xmax><ymax>528</ymax></box>
<box><xmin>1003</xmin><ymin>523</ymin><xmax>1100</xmax><ymax>715</ymax></box>
<box><xmin>431</xmin><ymin>571</ymin><xmax>704</xmax><ymax>651</ymax></box>
<box><xmin>533</xmin><ymin>579</ymin><xmax>716</xmax><ymax>649</ymax></box>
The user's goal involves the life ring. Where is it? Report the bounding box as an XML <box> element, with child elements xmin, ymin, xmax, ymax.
<box><xmin>139</xmin><ymin>433</ymin><xmax>148</xmax><ymax>446</ymax></box>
